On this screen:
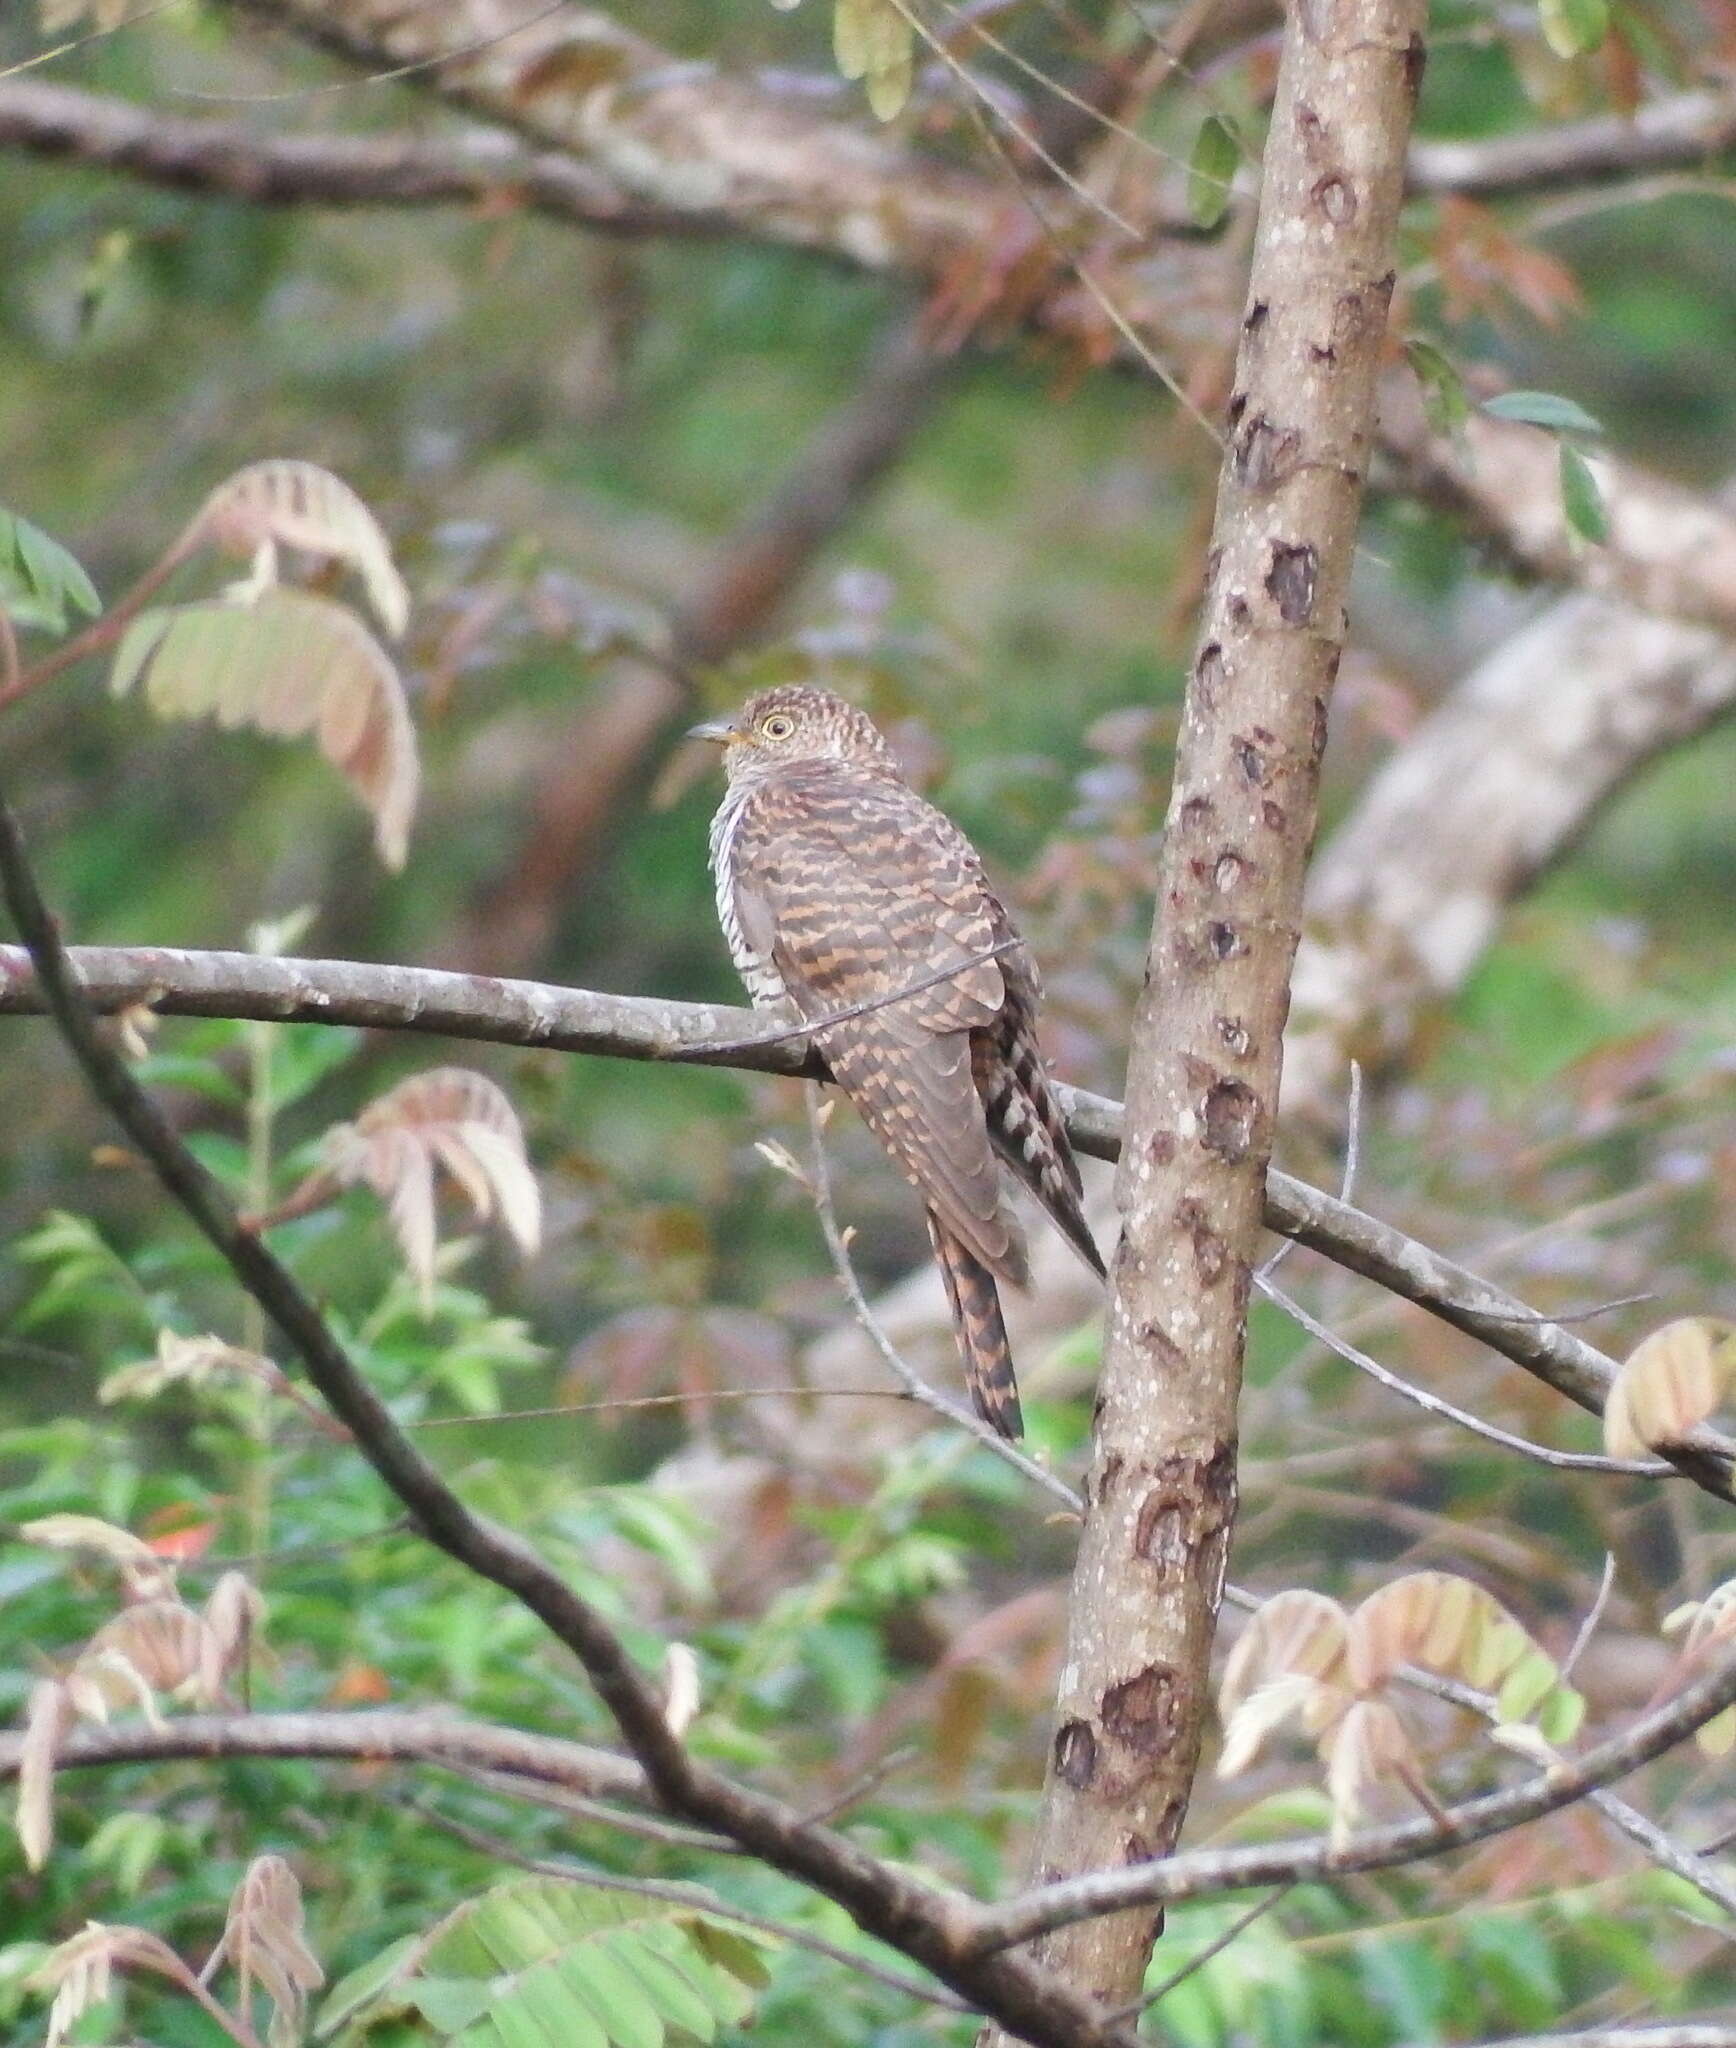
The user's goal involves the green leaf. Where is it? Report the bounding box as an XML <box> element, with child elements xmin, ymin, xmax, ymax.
<box><xmin>833</xmin><ymin>0</ymin><xmax>914</xmax><ymax>119</ymax></box>
<box><xmin>316</xmin><ymin>1935</ymin><xmax>422</xmax><ymax>2037</ymax></box>
<box><xmin>1482</xmin><ymin>389</ymin><xmax>1605</xmax><ymax>437</ymax></box>
<box><xmin>319</xmin><ymin>1879</ymin><xmax>773</xmax><ymax>2048</ymax></box>
<box><xmin>1559</xmin><ymin>442</ymin><xmax>1609</xmax><ymax>545</ymax></box>
<box><xmin>1406</xmin><ymin>337</ymin><xmax>1469</xmax><ymax>437</ymax></box>
<box><xmin>0</xmin><ymin>508</ymin><xmax>101</xmax><ymax>637</ymax></box>
<box><xmin>1538</xmin><ymin>0</ymin><xmax>1609</xmax><ymax>58</ymax></box>
<box><xmin>1187</xmin><ymin>115</ymin><xmax>1240</xmax><ymax>231</ymax></box>
<box><xmin>411</xmin><ymin>1981</ymin><xmax>497</xmax><ymax>2034</ymax></box>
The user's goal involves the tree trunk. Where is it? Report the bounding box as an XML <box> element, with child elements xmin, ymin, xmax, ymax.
<box><xmin>992</xmin><ymin>0</ymin><xmax>1429</xmax><ymax>2025</ymax></box>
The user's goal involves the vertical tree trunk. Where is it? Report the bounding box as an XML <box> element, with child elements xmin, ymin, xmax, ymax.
<box><xmin>994</xmin><ymin>0</ymin><xmax>1428</xmax><ymax>2024</ymax></box>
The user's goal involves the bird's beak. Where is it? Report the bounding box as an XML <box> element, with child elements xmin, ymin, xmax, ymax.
<box><xmin>687</xmin><ymin>718</ymin><xmax>735</xmax><ymax>745</ymax></box>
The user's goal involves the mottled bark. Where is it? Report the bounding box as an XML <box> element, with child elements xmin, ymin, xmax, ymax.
<box><xmin>998</xmin><ymin>0</ymin><xmax>1428</xmax><ymax>2021</ymax></box>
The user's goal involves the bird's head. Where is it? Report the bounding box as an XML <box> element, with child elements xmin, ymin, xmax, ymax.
<box><xmin>689</xmin><ymin>685</ymin><xmax>897</xmax><ymax>783</ymax></box>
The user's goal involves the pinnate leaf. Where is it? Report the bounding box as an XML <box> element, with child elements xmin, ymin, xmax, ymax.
<box><xmin>833</xmin><ymin>0</ymin><xmax>914</xmax><ymax>120</ymax></box>
<box><xmin>317</xmin><ymin>1067</ymin><xmax>541</xmax><ymax>1305</ymax></box>
<box><xmin>191</xmin><ymin>459</ymin><xmax>408</xmax><ymax>638</ymax></box>
<box><xmin>1220</xmin><ymin>1589</ymin><xmax>1350</xmax><ymax>1715</ymax></box>
<box><xmin>1603</xmin><ymin>1317</ymin><xmax>1735</xmax><ymax>1457</ymax></box>
<box><xmin>319</xmin><ymin>1878</ymin><xmax>772</xmax><ymax>2046</ymax></box>
<box><xmin>1323</xmin><ymin>1698</ymin><xmax>1416</xmax><ymax>1846</ymax></box>
<box><xmin>210</xmin><ymin>1856</ymin><xmax>324</xmax><ymax>2048</ymax></box>
<box><xmin>100</xmin><ymin>1330</ymin><xmax>272</xmax><ymax>1405</ymax></box>
<box><xmin>111</xmin><ymin>588</ymin><xmax>418</xmax><ymax>868</ymax></box>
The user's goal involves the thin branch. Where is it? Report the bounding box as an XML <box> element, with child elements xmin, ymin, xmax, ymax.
<box><xmin>2</xmin><ymin>942</ymin><xmax>1729</xmax><ymax>1500</ymax></box>
<box><xmin>451</xmin><ymin>1767</ymin><xmax>736</xmax><ymax>1853</ymax></box>
<box><xmin>0</xmin><ymin>1708</ymin><xmax>655</xmax><ymax>1806</ymax></box>
<box><xmin>413</xmin><ymin>1799</ymin><xmax>975</xmax><ymax>2014</ymax></box>
<box><xmin>700</xmin><ymin>938</ymin><xmax>1025</xmax><ymax>1058</ymax></box>
<box><xmin>1561</xmin><ymin>1554</ymin><xmax>1619</xmax><ymax>1685</ymax></box>
<box><xmin>1110</xmin><ymin>1886</ymin><xmax>1291</xmax><ymax>2020</ymax></box>
<box><xmin>1407</xmin><ymin>88</ymin><xmax>1736</xmax><ymax>198</ymax></box>
<box><xmin>0</xmin><ymin>77</ymin><xmax>700</xmax><ymax>240</ymax></box>
<box><xmin>171</xmin><ymin>0</ymin><xmax>574</xmax><ymax>104</ymax></box>
<box><xmin>804</xmin><ymin>1087</ymin><xmax>1084</xmax><ymax>1515</ymax></box>
<box><xmin>966</xmin><ymin>1638</ymin><xmax>1736</xmax><ymax>1951</ymax></box>
<box><xmin>0</xmin><ymin>785</ymin><xmax>1148</xmax><ymax>2048</ymax></box>
<box><xmin>1259</xmin><ymin>1057</ymin><xmax>1361</xmax><ymax>1281</ymax></box>
<box><xmin>1255</xmin><ymin>1274</ymin><xmax>1670</xmax><ymax>1477</ymax></box>
<box><xmin>1435</xmin><ymin>2028</ymin><xmax>1736</xmax><ymax>2048</ymax></box>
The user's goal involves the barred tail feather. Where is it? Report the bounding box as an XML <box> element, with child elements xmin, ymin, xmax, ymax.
<box><xmin>927</xmin><ymin>1214</ymin><xmax>1024</xmax><ymax>1441</ymax></box>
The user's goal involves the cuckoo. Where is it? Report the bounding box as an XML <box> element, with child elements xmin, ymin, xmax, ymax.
<box><xmin>693</xmin><ymin>684</ymin><xmax>1105</xmax><ymax>1439</ymax></box>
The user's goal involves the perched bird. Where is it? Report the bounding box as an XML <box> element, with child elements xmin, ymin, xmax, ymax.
<box><xmin>693</xmin><ymin>684</ymin><xmax>1104</xmax><ymax>1439</ymax></box>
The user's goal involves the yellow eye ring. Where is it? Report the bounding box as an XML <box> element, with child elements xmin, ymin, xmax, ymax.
<box><xmin>761</xmin><ymin>714</ymin><xmax>795</xmax><ymax>740</ymax></box>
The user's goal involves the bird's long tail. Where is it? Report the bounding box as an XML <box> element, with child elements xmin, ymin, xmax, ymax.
<box><xmin>927</xmin><ymin>1213</ymin><xmax>1023</xmax><ymax>1441</ymax></box>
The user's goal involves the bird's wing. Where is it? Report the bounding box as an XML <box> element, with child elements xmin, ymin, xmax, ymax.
<box><xmin>731</xmin><ymin>768</ymin><xmax>1026</xmax><ymax>1281</ymax></box>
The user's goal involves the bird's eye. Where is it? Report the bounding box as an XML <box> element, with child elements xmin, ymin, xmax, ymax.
<box><xmin>761</xmin><ymin>714</ymin><xmax>795</xmax><ymax>740</ymax></box>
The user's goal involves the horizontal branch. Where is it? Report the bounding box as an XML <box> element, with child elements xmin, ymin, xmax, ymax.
<box><xmin>1408</xmin><ymin>88</ymin><xmax>1736</xmax><ymax>197</ymax></box>
<box><xmin>967</xmin><ymin>1639</ymin><xmax>1736</xmax><ymax>1951</ymax></box>
<box><xmin>15</xmin><ymin>37</ymin><xmax>1736</xmax><ymax>640</ymax></box>
<box><xmin>0</xmin><ymin>76</ymin><xmax>704</xmax><ymax>239</ymax></box>
<box><xmin>0</xmin><ymin>1707</ymin><xmax>651</xmax><ymax>1804</ymax></box>
<box><xmin>1458</xmin><ymin>2033</ymin><xmax>1736</xmax><ymax>2048</ymax></box>
<box><xmin>2</xmin><ymin>943</ymin><xmax>1728</xmax><ymax>1500</ymax></box>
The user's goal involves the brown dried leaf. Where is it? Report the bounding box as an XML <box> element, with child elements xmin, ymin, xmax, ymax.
<box><xmin>212</xmin><ymin>1855</ymin><xmax>324</xmax><ymax>2048</ymax></box>
<box><xmin>19</xmin><ymin>1513</ymin><xmax>175</xmax><ymax>1601</ymax></box>
<box><xmin>192</xmin><ymin>459</ymin><xmax>408</xmax><ymax>638</ymax></box>
<box><xmin>321</xmin><ymin>1067</ymin><xmax>541</xmax><ymax>1302</ymax></box>
<box><xmin>1217</xmin><ymin>1672</ymin><xmax>1334</xmax><ymax>1779</ymax></box>
<box><xmin>1604</xmin><ymin>1318</ymin><xmax>1734</xmax><ymax>1457</ymax></box>
<box><xmin>74</xmin><ymin>1602</ymin><xmax>204</xmax><ymax>1708</ymax></box>
<box><xmin>1323</xmin><ymin>1697</ymin><xmax>1416</xmax><ymax>1847</ymax></box>
<box><xmin>100</xmin><ymin>1330</ymin><xmax>272</xmax><ymax>1406</ymax></box>
<box><xmin>203</xmin><ymin>1573</ymin><xmax>266</xmax><ymax>1702</ymax></box>
<box><xmin>110</xmin><ymin>588</ymin><xmax>419</xmax><ymax>869</ymax></box>
<box><xmin>32</xmin><ymin>1923</ymin><xmax>197</xmax><ymax>2048</ymax></box>
<box><xmin>17</xmin><ymin>1680</ymin><xmax>72</xmax><ymax>1871</ymax></box>
<box><xmin>1219</xmin><ymin>1588</ymin><xmax>1350</xmax><ymax>1717</ymax></box>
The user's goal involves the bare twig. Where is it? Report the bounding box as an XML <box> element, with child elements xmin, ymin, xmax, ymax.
<box><xmin>1110</xmin><ymin>1886</ymin><xmax>1292</xmax><ymax>2020</ymax></box>
<box><xmin>1255</xmin><ymin>1275</ymin><xmax>1670</xmax><ymax>1477</ymax></box>
<box><xmin>804</xmin><ymin>1087</ymin><xmax>1083</xmax><ymax>1516</ymax></box>
<box><xmin>1406</xmin><ymin>88</ymin><xmax>1736</xmax><ymax>197</ymax></box>
<box><xmin>3</xmin><ymin>943</ymin><xmax>1730</xmax><ymax>1499</ymax></box>
<box><xmin>700</xmin><ymin>939</ymin><xmax>1025</xmax><ymax>1059</ymax></box>
<box><xmin>1561</xmin><ymin>1554</ymin><xmax>1620</xmax><ymax>1685</ymax></box>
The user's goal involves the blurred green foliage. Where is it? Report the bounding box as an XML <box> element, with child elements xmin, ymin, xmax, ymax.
<box><xmin>4</xmin><ymin>0</ymin><xmax>1736</xmax><ymax>2041</ymax></box>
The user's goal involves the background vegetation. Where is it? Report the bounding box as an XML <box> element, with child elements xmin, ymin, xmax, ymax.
<box><xmin>3</xmin><ymin>0</ymin><xmax>1736</xmax><ymax>2042</ymax></box>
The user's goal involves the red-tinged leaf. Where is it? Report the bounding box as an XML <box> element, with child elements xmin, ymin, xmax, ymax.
<box><xmin>327</xmin><ymin>1661</ymin><xmax>393</xmax><ymax>1706</ymax></box>
<box><xmin>191</xmin><ymin>459</ymin><xmax>407</xmax><ymax>638</ymax></box>
<box><xmin>110</xmin><ymin>588</ymin><xmax>418</xmax><ymax>869</ymax></box>
<box><xmin>1604</xmin><ymin>1317</ymin><xmax>1734</xmax><ymax>1457</ymax></box>
<box><xmin>143</xmin><ymin>1520</ymin><xmax>218</xmax><ymax>1564</ymax></box>
<box><xmin>318</xmin><ymin>1068</ymin><xmax>541</xmax><ymax>1304</ymax></box>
